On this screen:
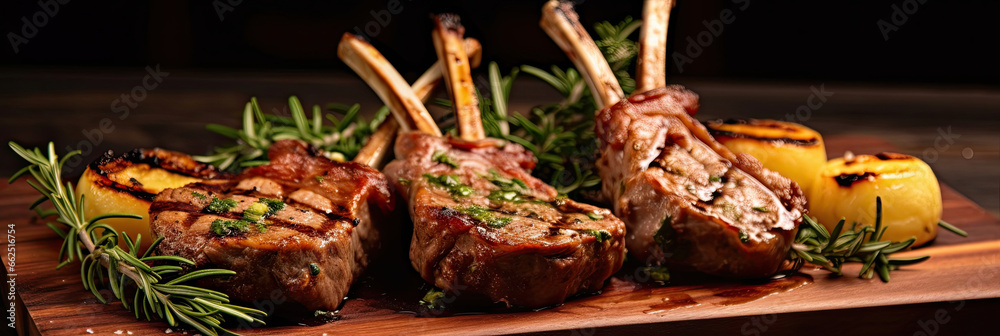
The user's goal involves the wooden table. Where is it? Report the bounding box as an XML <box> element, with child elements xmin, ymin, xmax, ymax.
<box><xmin>3</xmin><ymin>134</ymin><xmax>999</xmax><ymax>335</ymax></box>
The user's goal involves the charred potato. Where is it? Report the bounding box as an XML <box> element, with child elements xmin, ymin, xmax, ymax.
<box><xmin>76</xmin><ymin>148</ymin><xmax>224</xmax><ymax>247</ymax></box>
<box><xmin>808</xmin><ymin>152</ymin><xmax>941</xmax><ymax>247</ymax></box>
<box><xmin>707</xmin><ymin>118</ymin><xmax>827</xmax><ymax>195</ymax></box>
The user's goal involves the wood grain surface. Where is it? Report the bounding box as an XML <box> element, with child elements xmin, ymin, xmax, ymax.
<box><xmin>3</xmin><ymin>136</ymin><xmax>999</xmax><ymax>335</ymax></box>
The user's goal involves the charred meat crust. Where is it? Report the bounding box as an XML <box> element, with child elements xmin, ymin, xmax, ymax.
<box><xmin>150</xmin><ymin>140</ymin><xmax>394</xmax><ymax>312</ymax></box>
<box><xmin>384</xmin><ymin>131</ymin><xmax>626</xmax><ymax>308</ymax></box>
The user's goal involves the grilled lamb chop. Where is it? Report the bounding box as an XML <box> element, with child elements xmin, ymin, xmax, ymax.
<box><xmin>339</xmin><ymin>16</ymin><xmax>626</xmax><ymax>308</ymax></box>
<box><xmin>542</xmin><ymin>0</ymin><xmax>806</xmax><ymax>278</ymax></box>
<box><xmin>147</xmin><ymin>45</ymin><xmax>472</xmax><ymax>313</ymax></box>
<box><xmin>150</xmin><ymin>140</ymin><xmax>394</xmax><ymax>312</ymax></box>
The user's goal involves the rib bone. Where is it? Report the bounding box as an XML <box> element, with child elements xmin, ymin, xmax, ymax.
<box><xmin>540</xmin><ymin>0</ymin><xmax>623</xmax><ymax>108</ymax></box>
<box><xmin>635</xmin><ymin>0</ymin><xmax>675</xmax><ymax>93</ymax></box>
<box><xmin>338</xmin><ymin>33</ymin><xmax>442</xmax><ymax>136</ymax></box>
<box><xmin>433</xmin><ymin>14</ymin><xmax>484</xmax><ymax>141</ymax></box>
<box><xmin>352</xmin><ymin>37</ymin><xmax>483</xmax><ymax>167</ymax></box>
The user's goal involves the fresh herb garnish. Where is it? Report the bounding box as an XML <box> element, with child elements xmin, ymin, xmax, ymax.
<box><xmin>194</xmin><ymin>96</ymin><xmax>389</xmax><ymax>171</ymax></box>
<box><xmin>419</xmin><ymin>288</ymin><xmax>447</xmax><ymax>309</ymax></box>
<box><xmin>398</xmin><ymin>178</ymin><xmax>411</xmax><ymax>185</ymax></box>
<box><xmin>432</xmin><ymin>151</ymin><xmax>460</xmax><ymax>168</ymax></box>
<box><xmin>642</xmin><ymin>265</ymin><xmax>671</xmax><ymax>283</ymax></box>
<box><xmin>424</xmin><ymin>174</ymin><xmax>475</xmax><ymax>197</ymax></box>
<box><xmin>586</xmin><ymin>212</ymin><xmax>604</xmax><ymax>221</ymax></box>
<box><xmin>205</xmin><ymin>196</ymin><xmax>237</xmax><ymax>214</ymax></box>
<box><xmin>315</xmin><ymin>175</ymin><xmax>324</xmax><ymax>183</ymax></box>
<box><xmin>582</xmin><ymin>229</ymin><xmax>612</xmax><ymax>242</ymax></box>
<box><xmin>487</xmin><ymin>189</ymin><xmax>522</xmax><ymax>202</ymax></box>
<box><xmin>653</xmin><ymin>216</ymin><xmax>675</xmax><ymax>250</ymax></box>
<box><xmin>191</xmin><ymin>191</ymin><xmax>208</xmax><ymax>200</ymax></box>
<box><xmin>938</xmin><ymin>220</ymin><xmax>968</xmax><ymax>237</ymax></box>
<box><xmin>789</xmin><ymin>197</ymin><xmax>930</xmax><ymax>282</ymax></box>
<box><xmin>752</xmin><ymin>206</ymin><xmax>769</xmax><ymax>213</ymax></box>
<box><xmin>309</xmin><ymin>263</ymin><xmax>321</xmax><ymax>276</ymax></box>
<box><xmin>210</xmin><ymin>219</ymin><xmax>251</xmax><ymax>237</ymax></box>
<box><xmin>8</xmin><ymin>142</ymin><xmax>266</xmax><ymax>336</ymax></box>
<box><xmin>456</xmin><ymin>205</ymin><xmax>513</xmax><ymax>228</ymax></box>
<box><xmin>738</xmin><ymin>229</ymin><xmax>750</xmax><ymax>243</ymax></box>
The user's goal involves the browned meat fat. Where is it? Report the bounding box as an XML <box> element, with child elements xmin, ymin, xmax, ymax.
<box><xmin>150</xmin><ymin>140</ymin><xmax>394</xmax><ymax>312</ymax></box>
<box><xmin>383</xmin><ymin>131</ymin><xmax>626</xmax><ymax>308</ymax></box>
<box><xmin>596</xmin><ymin>86</ymin><xmax>807</xmax><ymax>278</ymax></box>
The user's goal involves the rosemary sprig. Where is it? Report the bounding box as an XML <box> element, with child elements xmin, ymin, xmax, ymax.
<box><xmin>9</xmin><ymin>142</ymin><xmax>266</xmax><ymax>336</ymax></box>
<box><xmin>594</xmin><ymin>16</ymin><xmax>641</xmax><ymax>94</ymax></box>
<box><xmin>194</xmin><ymin>96</ymin><xmax>389</xmax><ymax>171</ymax></box>
<box><xmin>789</xmin><ymin>197</ymin><xmax>931</xmax><ymax>282</ymax></box>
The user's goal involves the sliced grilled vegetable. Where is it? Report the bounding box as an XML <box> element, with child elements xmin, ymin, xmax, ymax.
<box><xmin>76</xmin><ymin>148</ymin><xmax>224</xmax><ymax>247</ymax></box>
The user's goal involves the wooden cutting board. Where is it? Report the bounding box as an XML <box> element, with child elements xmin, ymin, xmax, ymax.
<box><xmin>4</xmin><ymin>136</ymin><xmax>999</xmax><ymax>335</ymax></box>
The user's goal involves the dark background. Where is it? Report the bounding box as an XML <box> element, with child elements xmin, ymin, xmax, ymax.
<box><xmin>3</xmin><ymin>0</ymin><xmax>999</xmax><ymax>84</ymax></box>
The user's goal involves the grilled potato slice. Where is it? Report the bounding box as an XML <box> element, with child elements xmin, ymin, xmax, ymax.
<box><xmin>706</xmin><ymin>118</ymin><xmax>827</xmax><ymax>195</ymax></box>
<box><xmin>76</xmin><ymin>148</ymin><xmax>224</xmax><ymax>247</ymax></box>
<box><xmin>808</xmin><ymin>152</ymin><xmax>941</xmax><ymax>247</ymax></box>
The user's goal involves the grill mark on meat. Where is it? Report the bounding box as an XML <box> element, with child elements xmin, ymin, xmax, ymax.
<box><xmin>150</xmin><ymin>140</ymin><xmax>393</xmax><ymax>314</ymax></box>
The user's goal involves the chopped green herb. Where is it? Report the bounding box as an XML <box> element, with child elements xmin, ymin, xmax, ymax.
<box><xmin>205</xmin><ymin>197</ymin><xmax>238</xmax><ymax>214</ymax></box>
<box><xmin>419</xmin><ymin>288</ymin><xmax>446</xmax><ymax>309</ymax></box>
<box><xmin>309</xmin><ymin>263</ymin><xmax>321</xmax><ymax>276</ymax></box>
<box><xmin>432</xmin><ymin>151</ymin><xmax>460</xmax><ymax>168</ymax></box>
<box><xmin>242</xmin><ymin>202</ymin><xmax>269</xmax><ymax>223</ymax></box>
<box><xmin>456</xmin><ymin>205</ymin><xmax>513</xmax><ymax>228</ymax></box>
<box><xmin>582</xmin><ymin>229</ymin><xmax>612</xmax><ymax>242</ymax></box>
<box><xmin>752</xmin><ymin>206</ymin><xmax>769</xmax><ymax>213</ymax></box>
<box><xmin>586</xmin><ymin>212</ymin><xmax>604</xmax><ymax>221</ymax></box>
<box><xmin>315</xmin><ymin>175</ymin><xmax>324</xmax><ymax>183</ymax></box>
<box><xmin>191</xmin><ymin>191</ymin><xmax>208</xmax><ymax>200</ymax></box>
<box><xmin>738</xmin><ymin>229</ymin><xmax>750</xmax><ymax>243</ymax></box>
<box><xmin>259</xmin><ymin>198</ymin><xmax>285</xmax><ymax>215</ymax></box>
<box><xmin>720</xmin><ymin>202</ymin><xmax>742</xmax><ymax>221</ymax></box>
<box><xmin>654</xmin><ymin>216</ymin><xmax>675</xmax><ymax>250</ymax></box>
<box><xmin>210</xmin><ymin>219</ymin><xmax>251</xmax><ymax>237</ymax></box>
<box><xmin>709</xmin><ymin>176</ymin><xmax>722</xmax><ymax>183</ymax></box>
<box><xmin>398</xmin><ymin>178</ymin><xmax>411</xmax><ymax>185</ymax></box>
<box><xmin>642</xmin><ymin>265</ymin><xmax>671</xmax><ymax>283</ymax></box>
<box><xmin>424</xmin><ymin>174</ymin><xmax>475</xmax><ymax>197</ymax></box>
<box><xmin>488</xmin><ymin>189</ymin><xmax>522</xmax><ymax>202</ymax></box>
